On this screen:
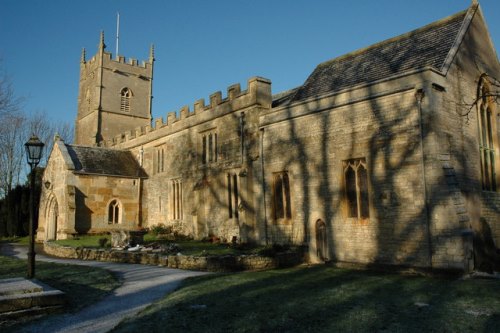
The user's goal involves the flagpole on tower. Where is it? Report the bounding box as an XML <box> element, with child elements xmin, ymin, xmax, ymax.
<box><xmin>116</xmin><ymin>12</ymin><xmax>120</xmax><ymax>59</ymax></box>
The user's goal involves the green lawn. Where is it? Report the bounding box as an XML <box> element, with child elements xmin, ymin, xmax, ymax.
<box><xmin>113</xmin><ymin>265</ymin><xmax>500</xmax><ymax>333</ymax></box>
<box><xmin>0</xmin><ymin>255</ymin><xmax>121</xmax><ymax>330</ymax></box>
<box><xmin>53</xmin><ymin>234</ymin><xmax>110</xmax><ymax>248</ymax></box>
<box><xmin>0</xmin><ymin>236</ymin><xmax>29</xmax><ymax>245</ymax></box>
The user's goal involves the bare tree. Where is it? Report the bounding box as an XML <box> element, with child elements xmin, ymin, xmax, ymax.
<box><xmin>0</xmin><ymin>63</ymin><xmax>74</xmax><ymax>197</ymax></box>
<box><xmin>0</xmin><ymin>65</ymin><xmax>22</xmax><ymax>118</ymax></box>
<box><xmin>461</xmin><ymin>74</ymin><xmax>500</xmax><ymax>120</ymax></box>
<box><xmin>0</xmin><ymin>113</ymin><xmax>26</xmax><ymax>197</ymax></box>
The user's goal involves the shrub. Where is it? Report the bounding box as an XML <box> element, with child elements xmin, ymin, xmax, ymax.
<box><xmin>98</xmin><ymin>237</ymin><xmax>108</xmax><ymax>248</ymax></box>
<box><xmin>150</xmin><ymin>224</ymin><xmax>172</xmax><ymax>236</ymax></box>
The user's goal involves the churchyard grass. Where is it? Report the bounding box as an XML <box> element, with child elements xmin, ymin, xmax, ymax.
<box><xmin>113</xmin><ymin>265</ymin><xmax>500</xmax><ymax>333</ymax></box>
<box><xmin>54</xmin><ymin>234</ymin><xmax>111</xmax><ymax>248</ymax></box>
<box><xmin>0</xmin><ymin>255</ymin><xmax>121</xmax><ymax>329</ymax></box>
<box><xmin>0</xmin><ymin>236</ymin><xmax>29</xmax><ymax>245</ymax></box>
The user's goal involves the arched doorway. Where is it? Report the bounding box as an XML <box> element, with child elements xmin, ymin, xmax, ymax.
<box><xmin>315</xmin><ymin>219</ymin><xmax>329</xmax><ymax>262</ymax></box>
<box><xmin>46</xmin><ymin>196</ymin><xmax>59</xmax><ymax>240</ymax></box>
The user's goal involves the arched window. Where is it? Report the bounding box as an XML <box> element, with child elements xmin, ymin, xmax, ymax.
<box><xmin>108</xmin><ymin>199</ymin><xmax>121</xmax><ymax>224</ymax></box>
<box><xmin>343</xmin><ymin>158</ymin><xmax>370</xmax><ymax>219</ymax></box>
<box><xmin>273</xmin><ymin>171</ymin><xmax>292</xmax><ymax>221</ymax></box>
<box><xmin>477</xmin><ymin>77</ymin><xmax>498</xmax><ymax>191</ymax></box>
<box><xmin>120</xmin><ymin>88</ymin><xmax>132</xmax><ymax>112</ymax></box>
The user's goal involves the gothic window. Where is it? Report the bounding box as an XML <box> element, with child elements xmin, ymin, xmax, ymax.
<box><xmin>107</xmin><ymin>199</ymin><xmax>121</xmax><ymax>224</ymax></box>
<box><xmin>478</xmin><ymin>78</ymin><xmax>498</xmax><ymax>191</ymax></box>
<box><xmin>227</xmin><ymin>172</ymin><xmax>239</xmax><ymax>219</ymax></box>
<box><xmin>120</xmin><ymin>88</ymin><xmax>132</xmax><ymax>112</ymax></box>
<box><xmin>155</xmin><ymin>146</ymin><xmax>165</xmax><ymax>174</ymax></box>
<box><xmin>201</xmin><ymin>130</ymin><xmax>217</xmax><ymax>165</ymax></box>
<box><xmin>171</xmin><ymin>179</ymin><xmax>183</xmax><ymax>220</ymax></box>
<box><xmin>273</xmin><ymin>172</ymin><xmax>292</xmax><ymax>221</ymax></box>
<box><xmin>343</xmin><ymin>158</ymin><xmax>370</xmax><ymax>219</ymax></box>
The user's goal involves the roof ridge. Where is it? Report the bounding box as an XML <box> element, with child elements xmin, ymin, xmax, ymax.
<box><xmin>316</xmin><ymin>8</ymin><xmax>469</xmax><ymax>69</ymax></box>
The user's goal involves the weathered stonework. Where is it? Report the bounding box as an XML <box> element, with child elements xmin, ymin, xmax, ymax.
<box><xmin>42</xmin><ymin>242</ymin><xmax>303</xmax><ymax>272</ymax></box>
<box><xmin>39</xmin><ymin>4</ymin><xmax>500</xmax><ymax>273</ymax></box>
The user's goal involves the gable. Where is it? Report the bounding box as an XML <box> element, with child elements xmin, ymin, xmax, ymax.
<box><xmin>451</xmin><ymin>5</ymin><xmax>500</xmax><ymax>78</ymax></box>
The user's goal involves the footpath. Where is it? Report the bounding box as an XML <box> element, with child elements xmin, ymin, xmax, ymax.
<box><xmin>0</xmin><ymin>243</ymin><xmax>207</xmax><ymax>333</ymax></box>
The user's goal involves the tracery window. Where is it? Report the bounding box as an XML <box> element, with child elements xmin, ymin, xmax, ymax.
<box><xmin>273</xmin><ymin>172</ymin><xmax>292</xmax><ymax>221</ymax></box>
<box><xmin>478</xmin><ymin>78</ymin><xmax>498</xmax><ymax>191</ymax></box>
<box><xmin>120</xmin><ymin>87</ymin><xmax>132</xmax><ymax>112</ymax></box>
<box><xmin>108</xmin><ymin>199</ymin><xmax>121</xmax><ymax>224</ymax></box>
<box><xmin>343</xmin><ymin>158</ymin><xmax>370</xmax><ymax>219</ymax></box>
<box><xmin>171</xmin><ymin>179</ymin><xmax>183</xmax><ymax>220</ymax></box>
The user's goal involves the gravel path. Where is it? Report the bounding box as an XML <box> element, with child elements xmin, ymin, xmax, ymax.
<box><xmin>1</xmin><ymin>244</ymin><xmax>208</xmax><ymax>333</ymax></box>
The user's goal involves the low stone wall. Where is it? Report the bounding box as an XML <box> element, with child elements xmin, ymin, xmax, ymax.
<box><xmin>43</xmin><ymin>242</ymin><xmax>304</xmax><ymax>272</ymax></box>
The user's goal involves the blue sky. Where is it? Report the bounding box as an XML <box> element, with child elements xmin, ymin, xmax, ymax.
<box><xmin>1</xmin><ymin>0</ymin><xmax>499</xmax><ymax>132</ymax></box>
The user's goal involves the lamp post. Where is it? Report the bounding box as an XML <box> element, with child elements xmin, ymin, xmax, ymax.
<box><xmin>24</xmin><ymin>135</ymin><xmax>44</xmax><ymax>279</ymax></box>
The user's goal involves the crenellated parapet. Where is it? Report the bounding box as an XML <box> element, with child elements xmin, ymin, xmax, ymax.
<box><xmin>104</xmin><ymin>76</ymin><xmax>271</xmax><ymax>148</ymax></box>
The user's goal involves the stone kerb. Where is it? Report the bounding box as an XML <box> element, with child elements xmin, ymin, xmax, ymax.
<box><xmin>111</xmin><ymin>77</ymin><xmax>271</xmax><ymax>149</ymax></box>
<box><xmin>42</xmin><ymin>242</ymin><xmax>302</xmax><ymax>272</ymax></box>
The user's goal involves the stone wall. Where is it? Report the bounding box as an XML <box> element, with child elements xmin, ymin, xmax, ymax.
<box><xmin>74</xmin><ymin>175</ymin><xmax>141</xmax><ymax>234</ymax></box>
<box><xmin>113</xmin><ymin>77</ymin><xmax>272</xmax><ymax>244</ymax></box>
<box><xmin>261</xmin><ymin>81</ymin><xmax>430</xmax><ymax>267</ymax></box>
<box><xmin>43</xmin><ymin>242</ymin><xmax>303</xmax><ymax>272</ymax></box>
<box><xmin>481</xmin><ymin>192</ymin><xmax>500</xmax><ymax>245</ymax></box>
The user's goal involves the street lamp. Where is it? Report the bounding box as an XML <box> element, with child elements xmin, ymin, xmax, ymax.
<box><xmin>24</xmin><ymin>135</ymin><xmax>44</xmax><ymax>279</ymax></box>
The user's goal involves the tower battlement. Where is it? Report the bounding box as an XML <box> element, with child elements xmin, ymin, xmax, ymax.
<box><xmin>105</xmin><ymin>76</ymin><xmax>271</xmax><ymax>148</ymax></box>
<box><xmin>75</xmin><ymin>32</ymin><xmax>154</xmax><ymax>146</ymax></box>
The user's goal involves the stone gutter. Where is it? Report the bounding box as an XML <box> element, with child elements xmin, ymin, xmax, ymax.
<box><xmin>43</xmin><ymin>242</ymin><xmax>304</xmax><ymax>272</ymax></box>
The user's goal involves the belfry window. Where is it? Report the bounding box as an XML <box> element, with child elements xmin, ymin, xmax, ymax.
<box><xmin>108</xmin><ymin>199</ymin><xmax>121</xmax><ymax>224</ymax></box>
<box><xmin>478</xmin><ymin>77</ymin><xmax>498</xmax><ymax>191</ymax></box>
<box><xmin>343</xmin><ymin>158</ymin><xmax>370</xmax><ymax>219</ymax></box>
<box><xmin>273</xmin><ymin>172</ymin><xmax>292</xmax><ymax>221</ymax></box>
<box><xmin>120</xmin><ymin>88</ymin><xmax>132</xmax><ymax>112</ymax></box>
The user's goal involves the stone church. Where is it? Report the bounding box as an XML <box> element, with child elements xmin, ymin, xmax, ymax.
<box><xmin>38</xmin><ymin>2</ymin><xmax>500</xmax><ymax>272</ymax></box>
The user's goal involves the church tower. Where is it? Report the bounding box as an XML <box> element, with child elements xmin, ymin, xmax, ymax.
<box><xmin>75</xmin><ymin>32</ymin><xmax>154</xmax><ymax>146</ymax></box>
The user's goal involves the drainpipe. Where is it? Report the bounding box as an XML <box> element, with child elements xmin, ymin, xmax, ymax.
<box><xmin>137</xmin><ymin>146</ymin><xmax>144</xmax><ymax>228</ymax></box>
<box><xmin>415</xmin><ymin>88</ymin><xmax>433</xmax><ymax>269</ymax></box>
<box><xmin>260</xmin><ymin>128</ymin><xmax>268</xmax><ymax>245</ymax></box>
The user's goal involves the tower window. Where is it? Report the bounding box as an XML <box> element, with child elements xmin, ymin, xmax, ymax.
<box><xmin>120</xmin><ymin>88</ymin><xmax>132</xmax><ymax>112</ymax></box>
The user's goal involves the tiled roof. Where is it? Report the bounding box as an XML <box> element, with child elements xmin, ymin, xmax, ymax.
<box><xmin>272</xmin><ymin>87</ymin><xmax>300</xmax><ymax>107</ymax></box>
<box><xmin>288</xmin><ymin>9</ymin><xmax>468</xmax><ymax>104</ymax></box>
<box><xmin>66</xmin><ymin>145</ymin><xmax>146</xmax><ymax>177</ymax></box>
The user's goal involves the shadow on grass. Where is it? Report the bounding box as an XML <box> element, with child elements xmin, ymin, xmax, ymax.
<box><xmin>0</xmin><ymin>253</ymin><xmax>120</xmax><ymax>331</ymax></box>
<box><xmin>113</xmin><ymin>265</ymin><xmax>500</xmax><ymax>333</ymax></box>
